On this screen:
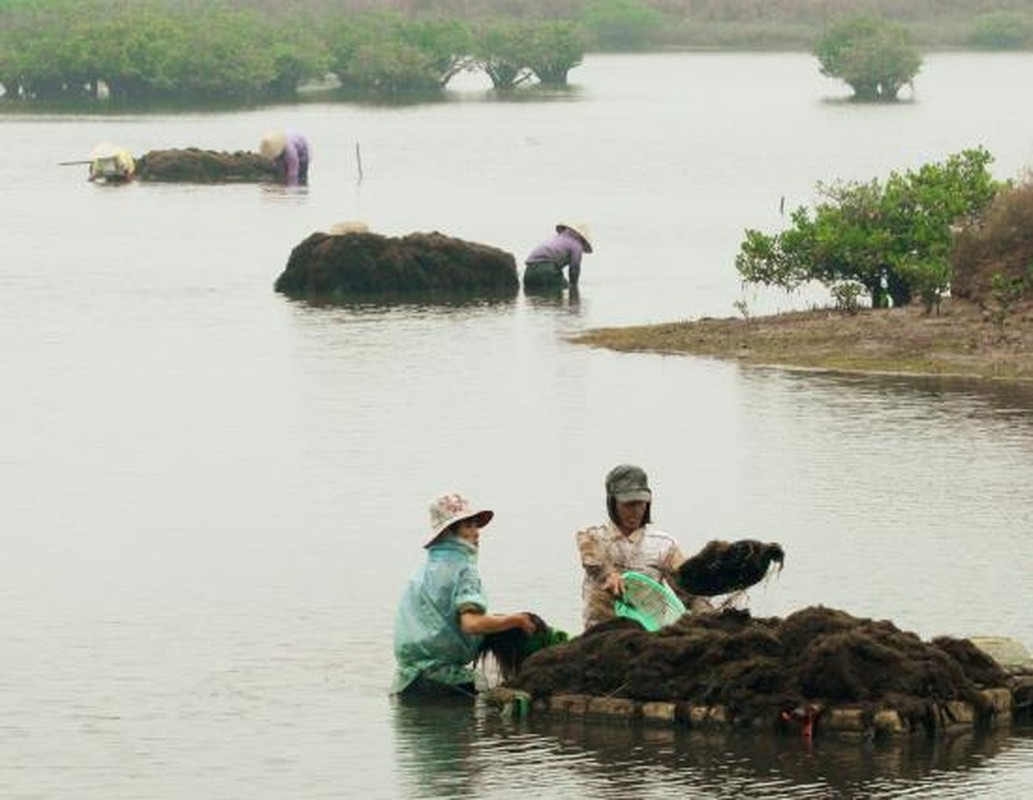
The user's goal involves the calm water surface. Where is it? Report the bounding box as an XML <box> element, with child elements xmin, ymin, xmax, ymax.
<box><xmin>2</xmin><ymin>53</ymin><xmax>1032</xmax><ymax>798</ymax></box>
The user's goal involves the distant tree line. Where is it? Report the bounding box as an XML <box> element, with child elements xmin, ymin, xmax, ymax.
<box><xmin>245</xmin><ymin>0</ymin><xmax>1033</xmax><ymax>51</ymax></box>
<box><xmin>0</xmin><ymin>0</ymin><xmax>586</xmax><ymax>100</ymax></box>
<box><xmin>2</xmin><ymin>0</ymin><xmax>1031</xmax><ymax>102</ymax></box>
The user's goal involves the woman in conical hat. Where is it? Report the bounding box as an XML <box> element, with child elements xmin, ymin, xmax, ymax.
<box><xmin>87</xmin><ymin>142</ymin><xmax>135</xmax><ymax>183</ymax></box>
<box><xmin>523</xmin><ymin>220</ymin><xmax>594</xmax><ymax>290</ymax></box>
<box><xmin>259</xmin><ymin>129</ymin><xmax>310</xmax><ymax>186</ymax></box>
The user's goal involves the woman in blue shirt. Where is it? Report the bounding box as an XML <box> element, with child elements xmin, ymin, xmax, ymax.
<box><xmin>392</xmin><ymin>493</ymin><xmax>537</xmax><ymax>698</ymax></box>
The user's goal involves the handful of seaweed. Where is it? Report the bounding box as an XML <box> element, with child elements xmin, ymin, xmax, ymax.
<box><xmin>477</xmin><ymin>613</ymin><xmax>569</xmax><ymax>682</ymax></box>
<box><xmin>677</xmin><ymin>539</ymin><xmax>785</xmax><ymax>596</ymax></box>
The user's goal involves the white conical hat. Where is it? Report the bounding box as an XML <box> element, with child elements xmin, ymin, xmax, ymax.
<box><xmin>259</xmin><ymin>130</ymin><xmax>287</xmax><ymax>159</ymax></box>
<box><xmin>556</xmin><ymin>221</ymin><xmax>593</xmax><ymax>253</ymax></box>
<box><xmin>329</xmin><ymin>220</ymin><xmax>370</xmax><ymax>235</ymax></box>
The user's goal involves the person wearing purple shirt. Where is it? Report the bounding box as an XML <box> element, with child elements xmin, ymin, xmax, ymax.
<box><xmin>523</xmin><ymin>222</ymin><xmax>594</xmax><ymax>290</ymax></box>
<box><xmin>259</xmin><ymin>130</ymin><xmax>310</xmax><ymax>186</ymax></box>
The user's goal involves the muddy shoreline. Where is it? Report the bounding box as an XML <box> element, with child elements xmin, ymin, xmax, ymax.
<box><xmin>571</xmin><ymin>299</ymin><xmax>1033</xmax><ymax>382</ymax></box>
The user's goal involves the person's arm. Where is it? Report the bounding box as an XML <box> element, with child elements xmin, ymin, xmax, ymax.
<box><xmin>460</xmin><ymin>610</ymin><xmax>536</xmax><ymax>635</ymax></box>
<box><xmin>566</xmin><ymin>239</ymin><xmax>584</xmax><ymax>284</ymax></box>
<box><xmin>586</xmin><ymin>566</ymin><xmax>623</xmax><ymax>599</ymax></box>
<box><xmin>577</xmin><ymin>527</ymin><xmax>623</xmax><ymax>597</ymax></box>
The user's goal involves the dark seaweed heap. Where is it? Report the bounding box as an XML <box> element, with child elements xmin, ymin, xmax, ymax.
<box><xmin>677</xmin><ymin>539</ymin><xmax>785</xmax><ymax>596</ymax></box>
<box><xmin>274</xmin><ymin>231</ymin><xmax>520</xmax><ymax>300</ymax></box>
<box><xmin>511</xmin><ymin>606</ymin><xmax>1011</xmax><ymax>733</ymax></box>
<box><xmin>136</xmin><ymin>149</ymin><xmax>276</xmax><ymax>183</ymax></box>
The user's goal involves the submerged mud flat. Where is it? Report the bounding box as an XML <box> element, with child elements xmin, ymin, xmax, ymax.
<box><xmin>274</xmin><ymin>230</ymin><xmax>520</xmax><ymax>301</ymax></box>
<box><xmin>489</xmin><ymin>606</ymin><xmax>1028</xmax><ymax>740</ymax></box>
<box><xmin>135</xmin><ymin>148</ymin><xmax>275</xmax><ymax>183</ymax></box>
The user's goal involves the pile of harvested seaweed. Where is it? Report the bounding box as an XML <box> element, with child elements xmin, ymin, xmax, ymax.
<box><xmin>274</xmin><ymin>230</ymin><xmax>519</xmax><ymax>300</ymax></box>
<box><xmin>510</xmin><ymin>606</ymin><xmax>1011</xmax><ymax>730</ymax></box>
<box><xmin>136</xmin><ymin>148</ymin><xmax>275</xmax><ymax>183</ymax></box>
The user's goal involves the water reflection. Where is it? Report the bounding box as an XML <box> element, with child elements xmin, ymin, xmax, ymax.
<box><xmin>524</xmin><ymin>285</ymin><xmax>583</xmax><ymax>313</ymax></box>
<box><xmin>392</xmin><ymin>699</ymin><xmax>484</xmax><ymax>799</ymax></box>
<box><xmin>258</xmin><ymin>183</ymin><xmax>311</xmax><ymax>197</ymax></box>
<box><xmin>479</xmin><ymin>716</ymin><xmax>1029</xmax><ymax>799</ymax></box>
<box><xmin>392</xmin><ymin>700</ymin><xmax>1030</xmax><ymax>799</ymax></box>
<box><xmin>769</xmin><ymin>369</ymin><xmax>1033</xmax><ymax>425</ymax></box>
<box><xmin>282</xmin><ymin>291</ymin><xmax>520</xmax><ymax>317</ymax></box>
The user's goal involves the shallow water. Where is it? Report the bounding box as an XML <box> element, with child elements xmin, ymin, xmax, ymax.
<box><xmin>2</xmin><ymin>52</ymin><xmax>1032</xmax><ymax>798</ymax></box>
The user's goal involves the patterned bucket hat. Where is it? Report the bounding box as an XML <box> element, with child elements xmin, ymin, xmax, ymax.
<box><xmin>425</xmin><ymin>492</ymin><xmax>494</xmax><ymax>547</ymax></box>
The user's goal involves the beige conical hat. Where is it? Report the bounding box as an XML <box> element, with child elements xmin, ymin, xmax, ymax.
<box><xmin>556</xmin><ymin>221</ymin><xmax>593</xmax><ymax>253</ymax></box>
<box><xmin>329</xmin><ymin>220</ymin><xmax>370</xmax><ymax>235</ymax></box>
<box><xmin>259</xmin><ymin>130</ymin><xmax>287</xmax><ymax>159</ymax></box>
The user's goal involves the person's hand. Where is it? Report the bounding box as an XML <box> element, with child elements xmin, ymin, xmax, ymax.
<box><xmin>602</xmin><ymin>571</ymin><xmax>625</xmax><ymax>597</ymax></box>
<box><xmin>514</xmin><ymin>613</ymin><xmax>538</xmax><ymax>635</ymax></box>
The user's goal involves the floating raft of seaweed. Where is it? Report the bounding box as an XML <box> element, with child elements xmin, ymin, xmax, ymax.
<box><xmin>483</xmin><ymin>606</ymin><xmax>1033</xmax><ymax>741</ymax></box>
<box><xmin>274</xmin><ymin>229</ymin><xmax>520</xmax><ymax>301</ymax></box>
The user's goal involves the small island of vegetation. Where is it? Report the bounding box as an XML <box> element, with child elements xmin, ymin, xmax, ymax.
<box><xmin>574</xmin><ymin>149</ymin><xmax>1033</xmax><ymax>382</ymax></box>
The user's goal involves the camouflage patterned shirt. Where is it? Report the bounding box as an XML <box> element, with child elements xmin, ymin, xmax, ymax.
<box><xmin>576</xmin><ymin>521</ymin><xmax>687</xmax><ymax>630</ymax></box>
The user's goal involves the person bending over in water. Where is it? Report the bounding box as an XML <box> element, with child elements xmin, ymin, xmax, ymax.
<box><xmin>523</xmin><ymin>221</ymin><xmax>593</xmax><ymax>290</ymax></box>
<box><xmin>259</xmin><ymin>129</ymin><xmax>310</xmax><ymax>186</ymax></box>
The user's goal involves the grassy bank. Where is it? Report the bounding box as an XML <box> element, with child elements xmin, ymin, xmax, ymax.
<box><xmin>571</xmin><ymin>300</ymin><xmax>1033</xmax><ymax>381</ymax></box>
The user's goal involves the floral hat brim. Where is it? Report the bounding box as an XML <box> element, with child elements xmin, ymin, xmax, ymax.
<box><xmin>425</xmin><ymin>492</ymin><xmax>494</xmax><ymax>547</ymax></box>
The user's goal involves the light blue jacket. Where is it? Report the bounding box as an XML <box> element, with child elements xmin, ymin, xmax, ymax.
<box><xmin>391</xmin><ymin>537</ymin><xmax>487</xmax><ymax>694</ymax></box>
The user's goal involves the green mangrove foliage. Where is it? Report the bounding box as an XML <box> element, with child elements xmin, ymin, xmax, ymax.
<box><xmin>0</xmin><ymin>0</ymin><xmax>330</xmax><ymax>99</ymax></box>
<box><xmin>473</xmin><ymin>21</ymin><xmax>538</xmax><ymax>90</ymax></box>
<box><xmin>814</xmin><ymin>14</ymin><xmax>922</xmax><ymax>101</ymax></box>
<box><xmin>0</xmin><ymin>0</ymin><xmax>587</xmax><ymax>100</ymax></box>
<box><xmin>325</xmin><ymin>12</ymin><xmax>473</xmax><ymax>92</ymax></box>
<box><xmin>7</xmin><ymin>0</ymin><xmax>1030</xmax><ymax>101</ymax></box>
<box><xmin>524</xmin><ymin>22</ymin><xmax>586</xmax><ymax>85</ymax></box>
<box><xmin>736</xmin><ymin>148</ymin><xmax>1001</xmax><ymax>312</ymax></box>
<box><xmin>471</xmin><ymin>20</ymin><xmax>585</xmax><ymax>88</ymax></box>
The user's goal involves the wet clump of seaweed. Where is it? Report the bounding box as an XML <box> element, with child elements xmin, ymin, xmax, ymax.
<box><xmin>510</xmin><ymin>605</ymin><xmax>1012</xmax><ymax>732</ymax></box>
<box><xmin>476</xmin><ymin>613</ymin><xmax>569</xmax><ymax>683</ymax></box>
<box><xmin>677</xmin><ymin>539</ymin><xmax>785</xmax><ymax>596</ymax></box>
<box><xmin>136</xmin><ymin>148</ymin><xmax>276</xmax><ymax>183</ymax></box>
<box><xmin>274</xmin><ymin>230</ymin><xmax>520</xmax><ymax>301</ymax></box>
